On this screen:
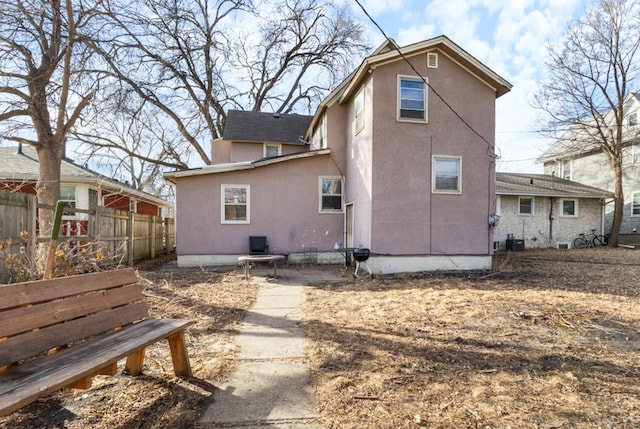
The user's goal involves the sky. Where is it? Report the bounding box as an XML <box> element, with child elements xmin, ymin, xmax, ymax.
<box><xmin>350</xmin><ymin>0</ymin><xmax>590</xmax><ymax>173</ymax></box>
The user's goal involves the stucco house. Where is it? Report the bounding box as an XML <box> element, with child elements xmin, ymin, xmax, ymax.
<box><xmin>495</xmin><ymin>172</ymin><xmax>613</xmax><ymax>250</ymax></box>
<box><xmin>165</xmin><ymin>35</ymin><xmax>512</xmax><ymax>274</ymax></box>
<box><xmin>537</xmin><ymin>93</ymin><xmax>640</xmax><ymax>244</ymax></box>
<box><xmin>0</xmin><ymin>144</ymin><xmax>172</xmax><ymax>232</ymax></box>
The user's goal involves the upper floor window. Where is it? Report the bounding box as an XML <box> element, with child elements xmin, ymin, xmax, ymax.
<box><xmin>628</xmin><ymin>111</ymin><xmax>638</xmax><ymax>127</ymax></box>
<box><xmin>319</xmin><ymin>177</ymin><xmax>343</xmax><ymax>212</ymax></box>
<box><xmin>318</xmin><ymin>117</ymin><xmax>326</xmax><ymax>149</ymax></box>
<box><xmin>518</xmin><ymin>197</ymin><xmax>534</xmax><ymax>216</ymax></box>
<box><xmin>634</xmin><ymin>144</ymin><xmax>640</xmax><ymax>164</ymax></box>
<box><xmin>432</xmin><ymin>156</ymin><xmax>461</xmax><ymax>194</ymax></box>
<box><xmin>222</xmin><ymin>184</ymin><xmax>250</xmax><ymax>224</ymax></box>
<box><xmin>632</xmin><ymin>192</ymin><xmax>640</xmax><ymax>216</ymax></box>
<box><xmin>398</xmin><ymin>76</ymin><xmax>427</xmax><ymax>122</ymax></box>
<box><xmin>561</xmin><ymin>160</ymin><xmax>571</xmax><ymax>180</ymax></box>
<box><xmin>264</xmin><ymin>143</ymin><xmax>281</xmax><ymax>158</ymax></box>
<box><xmin>354</xmin><ymin>88</ymin><xmax>364</xmax><ymax>134</ymax></box>
<box><xmin>560</xmin><ymin>199</ymin><xmax>578</xmax><ymax>217</ymax></box>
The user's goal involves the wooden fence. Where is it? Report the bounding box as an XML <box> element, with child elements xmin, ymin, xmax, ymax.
<box><xmin>0</xmin><ymin>189</ymin><xmax>175</xmax><ymax>282</ymax></box>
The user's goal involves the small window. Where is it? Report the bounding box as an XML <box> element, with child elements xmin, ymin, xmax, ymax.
<box><xmin>633</xmin><ymin>192</ymin><xmax>640</xmax><ymax>216</ymax></box>
<box><xmin>518</xmin><ymin>197</ymin><xmax>534</xmax><ymax>216</ymax></box>
<box><xmin>427</xmin><ymin>52</ymin><xmax>438</xmax><ymax>68</ymax></box>
<box><xmin>354</xmin><ymin>88</ymin><xmax>364</xmax><ymax>134</ymax></box>
<box><xmin>320</xmin><ymin>177</ymin><xmax>343</xmax><ymax>212</ymax></box>
<box><xmin>634</xmin><ymin>145</ymin><xmax>640</xmax><ymax>164</ymax></box>
<box><xmin>560</xmin><ymin>199</ymin><xmax>578</xmax><ymax>217</ymax></box>
<box><xmin>60</xmin><ymin>185</ymin><xmax>76</xmax><ymax>216</ymax></box>
<box><xmin>264</xmin><ymin>144</ymin><xmax>281</xmax><ymax>158</ymax></box>
<box><xmin>318</xmin><ymin>117</ymin><xmax>326</xmax><ymax>149</ymax></box>
<box><xmin>432</xmin><ymin>156</ymin><xmax>461</xmax><ymax>193</ymax></box>
<box><xmin>398</xmin><ymin>76</ymin><xmax>427</xmax><ymax>122</ymax></box>
<box><xmin>561</xmin><ymin>160</ymin><xmax>571</xmax><ymax>180</ymax></box>
<box><xmin>629</xmin><ymin>112</ymin><xmax>638</xmax><ymax>127</ymax></box>
<box><xmin>222</xmin><ymin>184</ymin><xmax>250</xmax><ymax>224</ymax></box>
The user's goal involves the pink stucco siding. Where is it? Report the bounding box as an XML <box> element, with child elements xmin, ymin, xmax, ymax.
<box><xmin>212</xmin><ymin>140</ymin><xmax>309</xmax><ymax>164</ymax></box>
<box><xmin>175</xmin><ymin>154</ymin><xmax>343</xmax><ymax>256</ymax></box>
<box><xmin>342</xmin><ymin>51</ymin><xmax>497</xmax><ymax>255</ymax></box>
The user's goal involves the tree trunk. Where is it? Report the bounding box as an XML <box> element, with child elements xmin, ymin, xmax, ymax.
<box><xmin>36</xmin><ymin>141</ymin><xmax>63</xmax><ymax>237</ymax></box>
<box><xmin>608</xmin><ymin>160</ymin><xmax>624</xmax><ymax>247</ymax></box>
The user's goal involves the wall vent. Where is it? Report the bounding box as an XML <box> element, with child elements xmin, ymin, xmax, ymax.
<box><xmin>427</xmin><ymin>52</ymin><xmax>438</xmax><ymax>68</ymax></box>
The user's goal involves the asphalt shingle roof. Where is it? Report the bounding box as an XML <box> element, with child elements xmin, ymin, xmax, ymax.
<box><xmin>496</xmin><ymin>172</ymin><xmax>613</xmax><ymax>198</ymax></box>
<box><xmin>223</xmin><ymin>110</ymin><xmax>313</xmax><ymax>144</ymax></box>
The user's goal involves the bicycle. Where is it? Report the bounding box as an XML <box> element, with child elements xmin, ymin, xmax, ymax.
<box><xmin>573</xmin><ymin>229</ymin><xmax>608</xmax><ymax>249</ymax></box>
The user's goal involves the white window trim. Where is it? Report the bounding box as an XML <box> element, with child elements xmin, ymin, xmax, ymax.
<box><xmin>397</xmin><ymin>74</ymin><xmax>428</xmax><ymax>123</ymax></box>
<box><xmin>263</xmin><ymin>143</ymin><xmax>281</xmax><ymax>158</ymax></box>
<box><xmin>354</xmin><ymin>87</ymin><xmax>364</xmax><ymax>135</ymax></box>
<box><xmin>221</xmin><ymin>184</ymin><xmax>250</xmax><ymax>224</ymax></box>
<box><xmin>518</xmin><ymin>196</ymin><xmax>534</xmax><ymax>216</ymax></box>
<box><xmin>632</xmin><ymin>191</ymin><xmax>640</xmax><ymax>217</ymax></box>
<box><xmin>559</xmin><ymin>198</ymin><xmax>578</xmax><ymax>218</ymax></box>
<box><xmin>319</xmin><ymin>176</ymin><xmax>344</xmax><ymax>213</ymax></box>
<box><xmin>427</xmin><ymin>52</ymin><xmax>438</xmax><ymax>68</ymax></box>
<box><xmin>432</xmin><ymin>156</ymin><xmax>462</xmax><ymax>194</ymax></box>
<box><xmin>560</xmin><ymin>159</ymin><xmax>571</xmax><ymax>180</ymax></box>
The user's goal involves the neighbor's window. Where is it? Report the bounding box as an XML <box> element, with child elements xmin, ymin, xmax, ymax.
<box><xmin>634</xmin><ymin>144</ymin><xmax>640</xmax><ymax>164</ymax></box>
<box><xmin>633</xmin><ymin>192</ymin><xmax>640</xmax><ymax>216</ymax></box>
<box><xmin>320</xmin><ymin>177</ymin><xmax>343</xmax><ymax>212</ymax></box>
<box><xmin>354</xmin><ymin>88</ymin><xmax>364</xmax><ymax>134</ymax></box>
<box><xmin>560</xmin><ymin>199</ymin><xmax>578</xmax><ymax>217</ymax></box>
<box><xmin>60</xmin><ymin>185</ymin><xmax>76</xmax><ymax>216</ymax></box>
<box><xmin>518</xmin><ymin>197</ymin><xmax>534</xmax><ymax>216</ymax></box>
<box><xmin>264</xmin><ymin>143</ymin><xmax>281</xmax><ymax>158</ymax></box>
<box><xmin>398</xmin><ymin>75</ymin><xmax>427</xmax><ymax>122</ymax></box>
<box><xmin>561</xmin><ymin>159</ymin><xmax>571</xmax><ymax>180</ymax></box>
<box><xmin>222</xmin><ymin>184</ymin><xmax>250</xmax><ymax>224</ymax></box>
<box><xmin>432</xmin><ymin>156</ymin><xmax>461</xmax><ymax>193</ymax></box>
<box><xmin>628</xmin><ymin>111</ymin><xmax>638</xmax><ymax>127</ymax></box>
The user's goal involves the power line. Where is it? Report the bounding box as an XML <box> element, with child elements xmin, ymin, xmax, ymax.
<box><xmin>353</xmin><ymin>0</ymin><xmax>497</xmax><ymax>158</ymax></box>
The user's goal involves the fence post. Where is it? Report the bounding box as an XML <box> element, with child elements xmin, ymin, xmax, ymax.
<box><xmin>127</xmin><ymin>210</ymin><xmax>133</xmax><ymax>267</ymax></box>
<box><xmin>150</xmin><ymin>215</ymin><xmax>156</xmax><ymax>259</ymax></box>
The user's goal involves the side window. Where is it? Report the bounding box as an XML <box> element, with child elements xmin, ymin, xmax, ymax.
<box><xmin>264</xmin><ymin>144</ymin><xmax>281</xmax><ymax>158</ymax></box>
<box><xmin>628</xmin><ymin>111</ymin><xmax>638</xmax><ymax>127</ymax></box>
<box><xmin>398</xmin><ymin>75</ymin><xmax>427</xmax><ymax>122</ymax></box>
<box><xmin>221</xmin><ymin>184</ymin><xmax>250</xmax><ymax>224</ymax></box>
<box><xmin>60</xmin><ymin>185</ymin><xmax>76</xmax><ymax>216</ymax></box>
<box><xmin>632</xmin><ymin>192</ymin><xmax>640</xmax><ymax>216</ymax></box>
<box><xmin>354</xmin><ymin>88</ymin><xmax>364</xmax><ymax>134</ymax></box>
<box><xmin>518</xmin><ymin>197</ymin><xmax>534</xmax><ymax>216</ymax></box>
<box><xmin>319</xmin><ymin>177</ymin><xmax>343</xmax><ymax>212</ymax></box>
<box><xmin>560</xmin><ymin>199</ymin><xmax>578</xmax><ymax>217</ymax></box>
<box><xmin>561</xmin><ymin>160</ymin><xmax>571</xmax><ymax>180</ymax></box>
<box><xmin>432</xmin><ymin>156</ymin><xmax>461</xmax><ymax>194</ymax></box>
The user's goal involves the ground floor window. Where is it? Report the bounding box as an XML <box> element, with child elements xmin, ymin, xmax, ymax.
<box><xmin>432</xmin><ymin>156</ymin><xmax>461</xmax><ymax>193</ymax></box>
<box><xmin>560</xmin><ymin>199</ymin><xmax>578</xmax><ymax>217</ymax></box>
<box><xmin>320</xmin><ymin>177</ymin><xmax>343</xmax><ymax>212</ymax></box>
<box><xmin>518</xmin><ymin>196</ymin><xmax>534</xmax><ymax>216</ymax></box>
<box><xmin>222</xmin><ymin>184</ymin><xmax>250</xmax><ymax>224</ymax></box>
<box><xmin>60</xmin><ymin>185</ymin><xmax>76</xmax><ymax>216</ymax></box>
<box><xmin>633</xmin><ymin>192</ymin><xmax>640</xmax><ymax>216</ymax></box>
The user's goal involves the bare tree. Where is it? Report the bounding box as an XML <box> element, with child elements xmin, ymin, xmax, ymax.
<box><xmin>534</xmin><ymin>0</ymin><xmax>640</xmax><ymax>246</ymax></box>
<box><xmin>88</xmin><ymin>0</ymin><xmax>367</xmax><ymax>167</ymax></box>
<box><xmin>0</xmin><ymin>0</ymin><xmax>101</xmax><ymax>233</ymax></box>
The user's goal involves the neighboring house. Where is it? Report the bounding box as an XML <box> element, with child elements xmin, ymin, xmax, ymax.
<box><xmin>0</xmin><ymin>144</ymin><xmax>172</xmax><ymax>234</ymax></box>
<box><xmin>537</xmin><ymin>93</ymin><xmax>640</xmax><ymax>243</ymax></box>
<box><xmin>495</xmin><ymin>173</ymin><xmax>613</xmax><ymax>249</ymax></box>
<box><xmin>165</xmin><ymin>35</ymin><xmax>512</xmax><ymax>274</ymax></box>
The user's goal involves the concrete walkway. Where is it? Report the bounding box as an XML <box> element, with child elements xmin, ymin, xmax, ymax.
<box><xmin>197</xmin><ymin>266</ymin><xmax>345</xmax><ymax>429</ymax></box>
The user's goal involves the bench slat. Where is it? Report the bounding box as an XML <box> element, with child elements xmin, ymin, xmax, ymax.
<box><xmin>0</xmin><ymin>268</ymin><xmax>138</xmax><ymax>310</ymax></box>
<box><xmin>0</xmin><ymin>301</ymin><xmax>149</xmax><ymax>367</ymax></box>
<box><xmin>0</xmin><ymin>318</ymin><xmax>194</xmax><ymax>417</ymax></box>
<box><xmin>0</xmin><ymin>284</ymin><xmax>144</xmax><ymax>338</ymax></box>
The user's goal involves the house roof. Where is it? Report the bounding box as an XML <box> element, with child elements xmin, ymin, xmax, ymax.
<box><xmin>223</xmin><ymin>110</ymin><xmax>313</xmax><ymax>144</ymax></box>
<box><xmin>306</xmin><ymin>35</ymin><xmax>512</xmax><ymax>138</ymax></box>
<box><xmin>164</xmin><ymin>149</ymin><xmax>331</xmax><ymax>182</ymax></box>
<box><xmin>496</xmin><ymin>172</ymin><xmax>613</xmax><ymax>199</ymax></box>
<box><xmin>0</xmin><ymin>145</ymin><xmax>172</xmax><ymax>207</ymax></box>
<box><xmin>537</xmin><ymin>92</ymin><xmax>640</xmax><ymax>164</ymax></box>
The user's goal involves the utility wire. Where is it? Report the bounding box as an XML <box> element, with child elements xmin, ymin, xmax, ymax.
<box><xmin>353</xmin><ymin>0</ymin><xmax>498</xmax><ymax>158</ymax></box>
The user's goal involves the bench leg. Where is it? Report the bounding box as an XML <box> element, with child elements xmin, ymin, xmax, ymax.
<box><xmin>168</xmin><ymin>331</ymin><xmax>193</xmax><ymax>377</ymax></box>
<box><xmin>125</xmin><ymin>348</ymin><xmax>146</xmax><ymax>375</ymax></box>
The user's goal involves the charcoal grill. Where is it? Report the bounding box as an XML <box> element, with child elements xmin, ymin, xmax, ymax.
<box><xmin>352</xmin><ymin>248</ymin><xmax>373</xmax><ymax>278</ymax></box>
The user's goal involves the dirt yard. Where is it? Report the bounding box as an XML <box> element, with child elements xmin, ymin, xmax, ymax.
<box><xmin>1</xmin><ymin>248</ymin><xmax>639</xmax><ymax>428</ymax></box>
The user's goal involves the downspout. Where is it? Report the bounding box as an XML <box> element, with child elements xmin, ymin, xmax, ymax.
<box><xmin>549</xmin><ymin>197</ymin><xmax>554</xmax><ymax>241</ymax></box>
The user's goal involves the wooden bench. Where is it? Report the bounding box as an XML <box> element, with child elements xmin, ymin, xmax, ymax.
<box><xmin>0</xmin><ymin>268</ymin><xmax>194</xmax><ymax>417</ymax></box>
